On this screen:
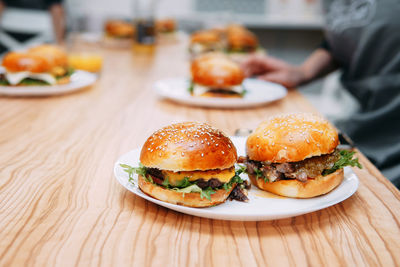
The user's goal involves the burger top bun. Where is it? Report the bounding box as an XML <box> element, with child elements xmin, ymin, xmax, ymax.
<box><xmin>190</xmin><ymin>30</ymin><xmax>221</xmax><ymax>44</ymax></box>
<box><xmin>140</xmin><ymin>122</ymin><xmax>237</xmax><ymax>171</ymax></box>
<box><xmin>246</xmin><ymin>113</ymin><xmax>339</xmax><ymax>163</ymax></box>
<box><xmin>191</xmin><ymin>53</ymin><xmax>245</xmax><ymax>87</ymax></box>
<box><xmin>28</xmin><ymin>45</ymin><xmax>68</xmax><ymax>68</ymax></box>
<box><xmin>2</xmin><ymin>52</ymin><xmax>51</xmax><ymax>73</ymax></box>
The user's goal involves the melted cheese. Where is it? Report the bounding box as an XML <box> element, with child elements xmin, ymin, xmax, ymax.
<box><xmin>5</xmin><ymin>71</ymin><xmax>56</xmax><ymax>85</ymax></box>
<box><xmin>162</xmin><ymin>167</ymin><xmax>235</xmax><ymax>186</ymax></box>
<box><xmin>192</xmin><ymin>83</ymin><xmax>243</xmax><ymax>96</ymax></box>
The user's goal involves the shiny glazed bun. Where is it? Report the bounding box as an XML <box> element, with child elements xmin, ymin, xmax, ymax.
<box><xmin>140</xmin><ymin>122</ymin><xmax>237</xmax><ymax>171</ymax></box>
<box><xmin>226</xmin><ymin>24</ymin><xmax>258</xmax><ymax>51</ymax></box>
<box><xmin>190</xmin><ymin>30</ymin><xmax>221</xmax><ymax>44</ymax></box>
<box><xmin>246</xmin><ymin>113</ymin><xmax>339</xmax><ymax>163</ymax></box>
<box><xmin>156</xmin><ymin>18</ymin><xmax>176</xmax><ymax>33</ymax></box>
<box><xmin>248</xmin><ymin>168</ymin><xmax>343</xmax><ymax>198</ymax></box>
<box><xmin>191</xmin><ymin>53</ymin><xmax>245</xmax><ymax>87</ymax></box>
<box><xmin>2</xmin><ymin>52</ymin><xmax>51</xmax><ymax>73</ymax></box>
<box><xmin>105</xmin><ymin>20</ymin><xmax>135</xmax><ymax>37</ymax></box>
<box><xmin>138</xmin><ymin>175</ymin><xmax>236</xmax><ymax>207</ymax></box>
<box><xmin>28</xmin><ymin>45</ymin><xmax>68</xmax><ymax>68</ymax></box>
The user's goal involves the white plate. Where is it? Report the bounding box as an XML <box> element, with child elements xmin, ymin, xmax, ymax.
<box><xmin>153</xmin><ymin>77</ymin><xmax>287</xmax><ymax>108</ymax></box>
<box><xmin>114</xmin><ymin>136</ymin><xmax>359</xmax><ymax>221</ymax></box>
<box><xmin>0</xmin><ymin>70</ymin><xmax>97</xmax><ymax>96</ymax></box>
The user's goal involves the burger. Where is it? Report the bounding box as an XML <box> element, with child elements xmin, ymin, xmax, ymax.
<box><xmin>104</xmin><ymin>20</ymin><xmax>135</xmax><ymax>39</ymax></box>
<box><xmin>120</xmin><ymin>122</ymin><xmax>249</xmax><ymax>207</ymax></box>
<box><xmin>189</xmin><ymin>30</ymin><xmax>224</xmax><ymax>56</ymax></box>
<box><xmin>190</xmin><ymin>53</ymin><xmax>246</xmax><ymax>97</ymax></box>
<box><xmin>155</xmin><ymin>18</ymin><xmax>176</xmax><ymax>34</ymax></box>
<box><xmin>1</xmin><ymin>45</ymin><xmax>72</xmax><ymax>86</ymax></box>
<box><xmin>28</xmin><ymin>45</ymin><xmax>72</xmax><ymax>84</ymax></box>
<box><xmin>226</xmin><ymin>25</ymin><xmax>259</xmax><ymax>53</ymax></box>
<box><xmin>239</xmin><ymin>113</ymin><xmax>362</xmax><ymax>198</ymax></box>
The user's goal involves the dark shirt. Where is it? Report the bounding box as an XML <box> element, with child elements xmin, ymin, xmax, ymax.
<box><xmin>2</xmin><ymin>0</ymin><xmax>62</xmax><ymax>10</ymax></box>
<box><xmin>322</xmin><ymin>0</ymin><xmax>400</xmax><ymax>186</ymax></box>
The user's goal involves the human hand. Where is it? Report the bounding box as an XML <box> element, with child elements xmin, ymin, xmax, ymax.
<box><xmin>241</xmin><ymin>55</ymin><xmax>307</xmax><ymax>88</ymax></box>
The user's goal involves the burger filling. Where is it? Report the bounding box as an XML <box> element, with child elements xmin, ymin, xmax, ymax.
<box><xmin>189</xmin><ymin>43</ymin><xmax>222</xmax><ymax>55</ymax></box>
<box><xmin>188</xmin><ymin>81</ymin><xmax>246</xmax><ymax>97</ymax></box>
<box><xmin>121</xmin><ymin>164</ymin><xmax>250</xmax><ymax>202</ymax></box>
<box><xmin>0</xmin><ymin>68</ymin><xmax>74</xmax><ymax>86</ymax></box>
<box><xmin>238</xmin><ymin>149</ymin><xmax>361</xmax><ymax>183</ymax></box>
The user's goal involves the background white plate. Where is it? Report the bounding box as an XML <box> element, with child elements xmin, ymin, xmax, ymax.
<box><xmin>154</xmin><ymin>77</ymin><xmax>287</xmax><ymax>108</ymax></box>
<box><xmin>114</xmin><ymin>136</ymin><xmax>359</xmax><ymax>221</ymax></box>
<box><xmin>0</xmin><ymin>70</ymin><xmax>97</xmax><ymax>96</ymax></box>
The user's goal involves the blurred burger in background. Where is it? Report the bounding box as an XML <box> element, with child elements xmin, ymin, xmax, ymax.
<box><xmin>189</xmin><ymin>30</ymin><xmax>224</xmax><ymax>56</ymax></box>
<box><xmin>0</xmin><ymin>44</ymin><xmax>72</xmax><ymax>86</ymax></box>
<box><xmin>104</xmin><ymin>20</ymin><xmax>135</xmax><ymax>39</ymax></box>
<box><xmin>155</xmin><ymin>18</ymin><xmax>176</xmax><ymax>34</ymax></box>
<box><xmin>226</xmin><ymin>24</ymin><xmax>259</xmax><ymax>53</ymax></box>
<box><xmin>29</xmin><ymin>45</ymin><xmax>72</xmax><ymax>83</ymax></box>
<box><xmin>190</xmin><ymin>53</ymin><xmax>246</xmax><ymax>98</ymax></box>
<box><xmin>188</xmin><ymin>24</ymin><xmax>262</xmax><ymax>61</ymax></box>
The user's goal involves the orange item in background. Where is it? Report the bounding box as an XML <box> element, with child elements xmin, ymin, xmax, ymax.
<box><xmin>68</xmin><ymin>53</ymin><xmax>103</xmax><ymax>73</ymax></box>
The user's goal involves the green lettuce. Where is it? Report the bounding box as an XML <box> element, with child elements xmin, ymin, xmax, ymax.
<box><xmin>323</xmin><ymin>150</ymin><xmax>362</xmax><ymax>176</ymax></box>
<box><xmin>120</xmin><ymin>163</ymin><xmax>147</xmax><ymax>185</ymax></box>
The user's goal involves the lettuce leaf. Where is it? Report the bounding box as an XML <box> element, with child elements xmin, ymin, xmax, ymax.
<box><xmin>222</xmin><ymin>166</ymin><xmax>245</xmax><ymax>191</ymax></box>
<box><xmin>323</xmin><ymin>150</ymin><xmax>362</xmax><ymax>176</ymax></box>
<box><xmin>188</xmin><ymin>80</ymin><xmax>194</xmax><ymax>94</ymax></box>
<box><xmin>120</xmin><ymin>163</ymin><xmax>147</xmax><ymax>185</ymax></box>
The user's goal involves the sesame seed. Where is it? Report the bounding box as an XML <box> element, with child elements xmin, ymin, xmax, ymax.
<box><xmin>221</xmin><ymin>151</ymin><xmax>225</xmax><ymax>154</ymax></box>
<box><xmin>201</xmin><ymin>153</ymin><xmax>204</xmax><ymax>157</ymax></box>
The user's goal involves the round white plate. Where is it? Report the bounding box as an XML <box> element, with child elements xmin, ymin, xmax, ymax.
<box><xmin>153</xmin><ymin>77</ymin><xmax>287</xmax><ymax>108</ymax></box>
<box><xmin>114</xmin><ymin>136</ymin><xmax>359</xmax><ymax>221</ymax></box>
<box><xmin>0</xmin><ymin>70</ymin><xmax>97</xmax><ymax>96</ymax></box>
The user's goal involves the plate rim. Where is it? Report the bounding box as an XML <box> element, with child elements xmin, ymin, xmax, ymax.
<box><xmin>153</xmin><ymin>77</ymin><xmax>288</xmax><ymax>108</ymax></box>
<box><xmin>0</xmin><ymin>70</ymin><xmax>97</xmax><ymax>96</ymax></box>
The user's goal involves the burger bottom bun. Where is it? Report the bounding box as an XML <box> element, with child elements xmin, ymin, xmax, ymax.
<box><xmin>201</xmin><ymin>91</ymin><xmax>242</xmax><ymax>98</ymax></box>
<box><xmin>57</xmin><ymin>76</ymin><xmax>71</xmax><ymax>85</ymax></box>
<box><xmin>249</xmin><ymin>168</ymin><xmax>344</xmax><ymax>198</ymax></box>
<box><xmin>138</xmin><ymin>175</ymin><xmax>235</xmax><ymax>208</ymax></box>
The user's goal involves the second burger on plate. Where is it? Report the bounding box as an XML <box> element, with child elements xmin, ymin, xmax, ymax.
<box><xmin>239</xmin><ymin>113</ymin><xmax>362</xmax><ymax>198</ymax></box>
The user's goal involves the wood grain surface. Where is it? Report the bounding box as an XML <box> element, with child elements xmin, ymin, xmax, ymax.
<box><xmin>1</xmin><ymin>38</ymin><xmax>400</xmax><ymax>267</ymax></box>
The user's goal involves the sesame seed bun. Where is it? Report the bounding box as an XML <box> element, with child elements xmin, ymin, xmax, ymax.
<box><xmin>191</xmin><ymin>53</ymin><xmax>245</xmax><ymax>88</ymax></box>
<box><xmin>140</xmin><ymin>122</ymin><xmax>237</xmax><ymax>171</ymax></box>
<box><xmin>138</xmin><ymin>175</ymin><xmax>236</xmax><ymax>207</ymax></box>
<box><xmin>2</xmin><ymin>52</ymin><xmax>51</xmax><ymax>73</ymax></box>
<box><xmin>246</xmin><ymin>113</ymin><xmax>339</xmax><ymax>163</ymax></box>
<box><xmin>248</xmin><ymin>168</ymin><xmax>344</xmax><ymax>198</ymax></box>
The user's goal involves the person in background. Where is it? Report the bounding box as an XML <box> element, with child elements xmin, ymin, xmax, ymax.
<box><xmin>241</xmin><ymin>0</ymin><xmax>400</xmax><ymax>187</ymax></box>
<box><xmin>0</xmin><ymin>0</ymin><xmax>65</xmax><ymax>46</ymax></box>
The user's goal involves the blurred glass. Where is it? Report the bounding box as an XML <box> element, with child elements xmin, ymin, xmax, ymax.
<box><xmin>68</xmin><ymin>53</ymin><xmax>103</xmax><ymax>73</ymax></box>
<box><xmin>132</xmin><ymin>0</ymin><xmax>158</xmax><ymax>52</ymax></box>
<box><xmin>66</xmin><ymin>13</ymin><xmax>104</xmax><ymax>73</ymax></box>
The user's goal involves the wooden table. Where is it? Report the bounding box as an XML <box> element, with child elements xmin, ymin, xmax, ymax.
<box><xmin>1</xmin><ymin>39</ymin><xmax>399</xmax><ymax>267</ymax></box>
